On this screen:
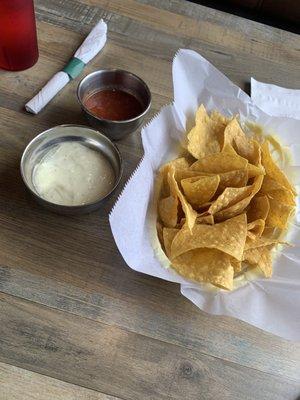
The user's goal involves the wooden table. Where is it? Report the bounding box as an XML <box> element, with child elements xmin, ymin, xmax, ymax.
<box><xmin>1</xmin><ymin>1</ymin><xmax>300</xmax><ymax>399</ymax></box>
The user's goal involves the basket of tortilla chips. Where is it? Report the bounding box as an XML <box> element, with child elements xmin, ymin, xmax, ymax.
<box><xmin>110</xmin><ymin>50</ymin><xmax>300</xmax><ymax>340</ymax></box>
<box><xmin>156</xmin><ymin>104</ymin><xmax>296</xmax><ymax>291</ymax></box>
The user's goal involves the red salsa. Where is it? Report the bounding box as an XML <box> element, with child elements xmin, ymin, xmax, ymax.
<box><xmin>84</xmin><ymin>89</ymin><xmax>143</xmax><ymax>121</ymax></box>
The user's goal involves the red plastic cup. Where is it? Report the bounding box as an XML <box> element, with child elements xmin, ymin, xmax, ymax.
<box><xmin>0</xmin><ymin>0</ymin><xmax>39</xmax><ymax>71</ymax></box>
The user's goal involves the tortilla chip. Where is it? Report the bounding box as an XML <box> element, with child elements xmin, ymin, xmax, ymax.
<box><xmin>190</xmin><ymin>146</ymin><xmax>248</xmax><ymax>173</ymax></box>
<box><xmin>171</xmin><ymin>213</ymin><xmax>247</xmax><ymax>261</ymax></box>
<box><xmin>159</xmin><ymin>158</ymin><xmax>191</xmax><ymax>194</ymax></box>
<box><xmin>267</xmin><ymin>189</ymin><xmax>296</xmax><ymax>207</ymax></box>
<box><xmin>217</xmin><ymin>169</ymin><xmax>248</xmax><ymax>192</ymax></box>
<box><xmin>214</xmin><ymin>197</ymin><xmax>250</xmax><ymax>221</ymax></box>
<box><xmin>261</xmin><ymin>175</ymin><xmax>285</xmax><ymax>192</ymax></box>
<box><xmin>247</xmin><ymin>163</ymin><xmax>265</xmax><ymax>178</ymax></box>
<box><xmin>174</xmin><ymin>169</ymin><xmax>208</xmax><ymax>184</ymax></box>
<box><xmin>208</xmin><ymin>186</ymin><xmax>251</xmax><ymax>215</ymax></box>
<box><xmin>157</xmin><ymin>221</ymin><xmax>164</xmax><ymax>247</ymax></box>
<box><xmin>245</xmin><ymin>235</ymin><xmax>280</xmax><ymax>250</ymax></box>
<box><xmin>249</xmin><ymin>140</ymin><xmax>262</xmax><ymax>166</ymax></box>
<box><xmin>224</xmin><ymin>119</ymin><xmax>261</xmax><ymax>164</ymax></box>
<box><xmin>158</xmin><ymin>195</ymin><xmax>178</xmax><ymax>228</ymax></box>
<box><xmin>179</xmin><ymin>214</ymin><xmax>214</xmax><ymax>227</ymax></box>
<box><xmin>231</xmin><ymin>258</ymin><xmax>242</xmax><ymax>274</ymax></box>
<box><xmin>243</xmin><ymin>246</ymin><xmax>273</xmax><ymax>277</ymax></box>
<box><xmin>181</xmin><ymin>175</ymin><xmax>220</xmax><ymax>208</ymax></box>
<box><xmin>168</xmin><ymin>166</ymin><xmax>197</xmax><ymax>232</ymax></box>
<box><xmin>257</xmin><ymin>247</ymin><xmax>273</xmax><ymax>277</ymax></box>
<box><xmin>247</xmin><ymin>219</ymin><xmax>265</xmax><ymax>237</ymax></box>
<box><xmin>210</xmin><ymin>110</ymin><xmax>231</xmax><ymax>127</ymax></box>
<box><xmin>261</xmin><ymin>141</ymin><xmax>296</xmax><ymax>195</ymax></box>
<box><xmin>247</xmin><ymin>195</ymin><xmax>270</xmax><ymax>222</ymax></box>
<box><xmin>163</xmin><ymin>228</ymin><xmax>179</xmax><ymax>258</ymax></box>
<box><xmin>260</xmin><ymin>175</ymin><xmax>296</xmax><ymax>206</ymax></box>
<box><xmin>196</xmin><ymin>214</ymin><xmax>214</xmax><ymax>225</ymax></box>
<box><xmin>266</xmin><ymin>198</ymin><xmax>294</xmax><ymax>229</ymax></box>
<box><xmin>223</xmin><ymin>118</ymin><xmax>247</xmax><ymax>152</ymax></box>
<box><xmin>172</xmin><ymin>248</ymin><xmax>234</xmax><ymax>290</ymax></box>
<box><xmin>243</xmin><ymin>246</ymin><xmax>262</xmax><ymax>264</ymax></box>
<box><xmin>187</xmin><ymin>105</ymin><xmax>223</xmax><ymax>159</ymax></box>
<box><xmin>209</xmin><ymin>175</ymin><xmax>263</xmax><ymax>216</ymax></box>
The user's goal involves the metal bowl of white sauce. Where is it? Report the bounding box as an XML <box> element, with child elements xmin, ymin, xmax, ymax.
<box><xmin>20</xmin><ymin>124</ymin><xmax>123</xmax><ymax>214</ymax></box>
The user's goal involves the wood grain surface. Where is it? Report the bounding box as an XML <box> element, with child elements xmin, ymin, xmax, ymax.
<box><xmin>0</xmin><ymin>362</ymin><xmax>120</xmax><ymax>400</ymax></box>
<box><xmin>0</xmin><ymin>0</ymin><xmax>300</xmax><ymax>399</ymax></box>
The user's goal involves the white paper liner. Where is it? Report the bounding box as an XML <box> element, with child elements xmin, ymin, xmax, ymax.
<box><xmin>109</xmin><ymin>49</ymin><xmax>300</xmax><ymax>341</ymax></box>
<box><xmin>251</xmin><ymin>78</ymin><xmax>300</xmax><ymax>120</ymax></box>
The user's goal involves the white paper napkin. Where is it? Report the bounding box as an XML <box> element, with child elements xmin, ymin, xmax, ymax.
<box><xmin>109</xmin><ymin>50</ymin><xmax>300</xmax><ymax>341</ymax></box>
<box><xmin>25</xmin><ymin>19</ymin><xmax>107</xmax><ymax>114</ymax></box>
<box><xmin>251</xmin><ymin>78</ymin><xmax>300</xmax><ymax>119</ymax></box>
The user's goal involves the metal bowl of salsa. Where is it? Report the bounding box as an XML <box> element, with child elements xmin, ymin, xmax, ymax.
<box><xmin>77</xmin><ymin>69</ymin><xmax>151</xmax><ymax>141</ymax></box>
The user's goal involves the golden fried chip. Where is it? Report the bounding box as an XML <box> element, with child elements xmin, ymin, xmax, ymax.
<box><xmin>214</xmin><ymin>197</ymin><xmax>250</xmax><ymax>222</ymax></box>
<box><xmin>171</xmin><ymin>214</ymin><xmax>247</xmax><ymax>261</ymax></box>
<box><xmin>266</xmin><ymin>198</ymin><xmax>294</xmax><ymax>229</ymax></box>
<box><xmin>217</xmin><ymin>169</ymin><xmax>248</xmax><ymax>192</ymax></box>
<box><xmin>214</xmin><ymin>176</ymin><xmax>263</xmax><ymax>221</ymax></box>
<box><xmin>163</xmin><ymin>228</ymin><xmax>179</xmax><ymax>258</ymax></box>
<box><xmin>181</xmin><ymin>175</ymin><xmax>220</xmax><ymax>208</ymax></box>
<box><xmin>167</xmin><ymin>157</ymin><xmax>190</xmax><ymax>170</ymax></box>
<box><xmin>223</xmin><ymin>119</ymin><xmax>262</xmax><ymax>165</ymax></box>
<box><xmin>208</xmin><ymin>186</ymin><xmax>251</xmax><ymax>215</ymax></box>
<box><xmin>157</xmin><ymin>221</ymin><xmax>164</xmax><ymax>247</ymax></box>
<box><xmin>261</xmin><ymin>141</ymin><xmax>296</xmax><ymax>195</ymax></box>
<box><xmin>196</xmin><ymin>214</ymin><xmax>214</xmax><ymax>225</ymax></box>
<box><xmin>260</xmin><ymin>175</ymin><xmax>296</xmax><ymax>206</ymax></box>
<box><xmin>261</xmin><ymin>175</ymin><xmax>285</xmax><ymax>192</ymax></box>
<box><xmin>231</xmin><ymin>258</ymin><xmax>242</xmax><ymax>274</ymax></box>
<box><xmin>158</xmin><ymin>195</ymin><xmax>178</xmax><ymax>228</ymax></box>
<box><xmin>168</xmin><ymin>166</ymin><xmax>197</xmax><ymax>232</ymax></box>
<box><xmin>243</xmin><ymin>246</ymin><xmax>273</xmax><ymax>277</ymax></box>
<box><xmin>210</xmin><ymin>110</ymin><xmax>231</xmax><ymax>127</ymax></box>
<box><xmin>247</xmin><ymin>219</ymin><xmax>265</xmax><ymax>237</ymax></box>
<box><xmin>221</xmin><ymin>143</ymin><xmax>264</xmax><ymax>178</ymax></box>
<box><xmin>245</xmin><ymin>235</ymin><xmax>280</xmax><ymax>250</ymax></box>
<box><xmin>257</xmin><ymin>247</ymin><xmax>273</xmax><ymax>277</ymax></box>
<box><xmin>248</xmin><ymin>140</ymin><xmax>262</xmax><ymax>166</ymax></box>
<box><xmin>156</xmin><ymin>165</ymin><xmax>169</xmax><ymax>199</ymax></box>
<box><xmin>195</xmin><ymin>104</ymin><xmax>208</xmax><ymax>124</ymax></box>
<box><xmin>178</xmin><ymin>214</ymin><xmax>214</xmax><ymax>227</ymax></box>
<box><xmin>159</xmin><ymin>158</ymin><xmax>191</xmax><ymax>195</ymax></box>
<box><xmin>223</xmin><ymin>142</ymin><xmax>264</xmax><ymax>176</ymax></box>
<box><xmin>187</xmin><ymin>105</ymin><xmax>223</xmax><ymax>159</ymax></box>
<box><xmin>243</xmin><ymin>247</ymin><xmax>260</xmax><ymax>264</ymax></box>
<box><xmin>174</xmin><ymin>169</ymin><xmax>208</xmax><ymax>183</ymax></box>
<box><xmin>267</xmin><ymin>189</ymin><xmax>296</xmax><ymax>207</ymax></box>
<box><xmin>190</xmin><ymin>146</ymin><xmax>248</xmax><ymax>173</ymax></box>
<box><xmin>247</xmin><ymin>163</ymin><xmax>265</xmax><ymax>178</ymax></box>
<box><xmin>223</xmin><ymin>118</ymin><xmax>248</xmax><ymax>152</ymax></box>
<box><xmin>172</xmin><ymin>248</ymin><xmax>234</xmax><ymax>290</ymax></box>
<box><xmin>209</xmin><ymin>175</ymin><xmax>263</xmax><ymax>216</ymax></box>
<box><xmin>247</xmin><ymin>195</ymin><xmax>270</xmax><ymax>222</ymax></box>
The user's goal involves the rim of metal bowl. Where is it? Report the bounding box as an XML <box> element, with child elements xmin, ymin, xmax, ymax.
<box><xmin>20</xmin><ymin>124</ymin><xmax>123</xmax><ymax>210</ymax></box>
<box><xmin>77</xmin><ymin>69</ymin><xmax>152</xmax><ymax>124</ymax></box>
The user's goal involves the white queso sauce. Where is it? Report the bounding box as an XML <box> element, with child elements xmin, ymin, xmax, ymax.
<box><xmin>33</xmin><ymin>142</ymin><xmax>115</xmax><ymax>206</ymax></box>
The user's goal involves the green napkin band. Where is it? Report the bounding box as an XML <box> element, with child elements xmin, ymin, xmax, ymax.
<box><xmin>63</xmin><ymin>57</ymin><xmax>85</xmax><ymax>80</ymax></box>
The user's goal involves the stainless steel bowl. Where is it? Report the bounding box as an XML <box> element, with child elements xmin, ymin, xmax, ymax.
<box><xmin>77</xmin><ymin>69</ymin><xmax>151</xmax><ymax>140</ymax></box>
<box><xmin>20</xmin><ymin>124</ymin><xmax>123</xmax><ymax>214</ymax></box>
